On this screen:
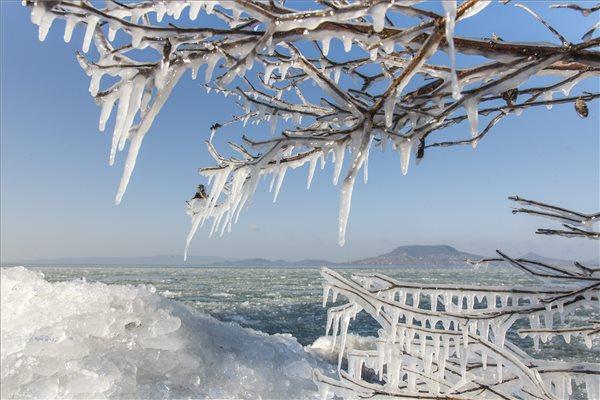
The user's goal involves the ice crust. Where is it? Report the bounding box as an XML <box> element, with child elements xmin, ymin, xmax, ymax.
<box><xmin>0</xmin><ymin>267</ymin><xmax>333</xmax><ymax>399</ymax></box>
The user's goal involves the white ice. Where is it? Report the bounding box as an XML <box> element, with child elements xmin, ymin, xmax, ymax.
<box><xmin>0</xmin><ymin>267</ymin><xmax>335</xmax><ymax>399</ymax></box>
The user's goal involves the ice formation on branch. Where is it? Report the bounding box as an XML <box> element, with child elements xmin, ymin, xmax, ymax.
<box><xmin>23</xmin><ymin>1</ymin><xmax>600</xmax><ymax>254</ymax></box>
<box><xmin>316</xmin><ymin>196</ymin><xmax>600</xmax><ymax>399</ymax></box>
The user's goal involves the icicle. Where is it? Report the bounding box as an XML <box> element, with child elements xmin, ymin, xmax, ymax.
<box><xmin>529</xmin><ymin>314</ymin><xmax>541</xmax><ymax>350</ymax></box>
<box><xmin>63</xmin><ymin>15</ymin><xmax>77</xmax><ymax>43</ymax></box>
<box><xmin>464</xmin><ymin>98</ymin><xmax>479</xmax><ymax>138</ymax></box>
<box><xmin>205</xmin><ymin>54</ymin><xmax>220</xmax><ymax>83</ymax></box>
<box><xmin>38</xmin><ymin>11</ymin><xmax>55</xmax><ymax>42</ymax></box>
<box><xmin>88</xmin><ymin>69</ymin><xmax>103</xmax><ymax>97</ymax></box>
<box><xmin>322</xmin><ymin>37</ymin><xmax>331</xmax><ymax>56</ymax></box>
<box><xmin>191</xmin><ymin>64</ymin><xmax>200</xmax><ymax>80</ymax></box>
<box><xmin>301</xmin><ymin>154</ymin><xmax>317</xmax><ymax>189</ymax></box>
<box><xmin>370</xmin><ymin>3</ymin><xmax>389</xmax><ymax>33</ymax></box>
<box><xmin>338</xmin><ymin>128</ymin><xmax>370</xmax><ymax>247</ymax></box>
<box><xmin>382</xmin><ymin>39</ymin><xmax>394</xmax><ymax>54</ymax></box>
<box><xmin>398</xmin><ymin>139</ymin><xmax>413</xmax><ymax>175</ymax></box>
<box><xmin>482</xmin><ymin>349</ymin><xmax>488</xmax><ymax>370</ymax></box>
<box><xmin>323</xmin><ymin>286</ymin><xmax>331</xmax><ymax>307</ymax></box>
<box><xmin>82</xmin><ymin>16</ymin><xmax>100</xmax><ymax>53</ymax></box>
<box><xmin>98</xmin><ymin>95</ymin><xmax>117</xmax><ymax>132</ymax></box>
<box><xmin>443</xmin><ymin>1</ymin><xmax>460</xmax><ymax>100</ymax></box>
<box><xmin>333</xmin><ymin>67</ymin><xmax>342</xmax><ymax>84</ymax></box>
<box><xmin>205</xmin><ymin>1</ymin><xmax>215</xmax><ymax>14</ymax></box>
<box><xmin>585</xmin><ymin>375</ymin><xmax>599</xmax><ymax>400</ymax></box>
<box><xmin>460</xmin><ymin>346</ymin><xmax>469</xmax><ymax>378</ymax></box>
<box><xmin>109</xmin><ymin>81</ymin><xmax>134</xmax><ymax>165</ymax></box>
<box><xmin>407</xmin><ymin>361</ymin><xmax>416</xmax><ymax>392</ymax></box>
<box><xmin>332</xmin><ymin>142</ymin><xmax>345</xmax><ymax>185</ymax></box>
<box><xmin>273</xmin><ymin>166</ymin><xmax>287</xmax><ymax>203</ymax></box>
<box><xmin>584</xmin><ymin>334</ymin><xmax>592</xmax><ymax>349</ymax></box>
<box><xmin>341</xmin><ymin>35</ymin><xmax>353</xmax><ymax>52</ymax></box>
<box><xmin>270</xmin><ymin>115</ymin><xmax>278</xmax><ymax>135</ymax></box>
<box><xmin>189</xmin><ymin>1</ymin><xmax>203</xmax><ymax>20</ymax></box>
<box><xmin>331</xmin><ymin>314</ymin><xmax>340</xmax><ymax>349</ymax></box>
<box><xmin>318</xmin><ymin>383</ymin><xmax>329</xmax><ymax>400</ymax></box>
<box><xmin>118</xmin><ymin>75</ymin><xmax>146</xmax><ymax>151</ymax></box>
<box><xmin>369</xmin><ymin>47</ymin><xmax>378</xmax><ymax>61</ymax></box>
<box><xmin>30</xmin><ymin>2</ymin><xmax>45</xmax><ymax>25</ymax></box>
<box><xmin>363</xmin><ymin>136</ymin><xmax>372</xmax><ymax>184</ymax></box>
<box><xmin>263</xmin><ymin>64</ymin><xmax>276</xmax><ymax>85</ymax></box>
<box><xmin>338</xmin><ymin>308</ymin><xmax>354</xmax><ymax>368</ymax></box>
<box><xmin>384</xmin><ymin>91</ymin><xmax>396</xmax><ymax>127</ymax></box>
<box><xmin>150</xmin><ymin>3</ymin><xmax>165</xmax><ymax>21</ymax></box>
<box><xmin>107</xmin><ymin>21</ymin><xmax>118</xmax><ymax>41</ymax></box>
<box><xmin>279</xmin><ymin>64</ymin><xmax>290</xmax><ymax>81</ymax></box>
<box><xmin>115</xmin><ymin>67</ymin><xmax>184</xmax><ymax>205</ymax></box>
<box><xmin>543</xmin><ymin>91</ymin><xmax>554</xmax><ymax>109</ymax></box>
<box><xmin>184</xmin><ymin>214</ymin><xmax>202</xmax><ymax>260</ymax></box>
<box><xmin>430</xmin><ymin>293</ymin><xmax>437</xmax><ymax>311</ymax></box>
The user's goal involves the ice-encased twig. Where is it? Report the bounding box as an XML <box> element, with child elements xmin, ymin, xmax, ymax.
<box><xmin>316</xmin><ymin>198</ymin><xmax>599</xmax><ymax>399</ymax></box>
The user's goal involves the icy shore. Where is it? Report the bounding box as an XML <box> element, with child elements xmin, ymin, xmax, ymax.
<box><xmin>0</xmin><ymin>267</ymin><xmax>334</xmax><ymax>399</ymax></box>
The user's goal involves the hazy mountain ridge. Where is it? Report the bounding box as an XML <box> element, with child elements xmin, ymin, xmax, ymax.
<box><xmin>349</xmin><ymin>245</ymin><xmax>482</xmax><ymax>267</ymax></box>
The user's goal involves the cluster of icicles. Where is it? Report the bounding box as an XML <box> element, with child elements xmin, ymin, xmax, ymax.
<box><xmin>25</xmin><ymin>0</ymin><xmax>475</xmax><ymax>247</ymax></box>
<box><xmin>26</xmin><ymin>1</ymin><xmax>596</xmax><ymax>252</ymax></box>
<box><xmin>315</xmin><ymin>268</ymin><xmax>599</xmax><ymax>400</ymax></box>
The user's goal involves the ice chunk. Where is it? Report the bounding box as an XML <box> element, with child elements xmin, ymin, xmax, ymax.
<box><xmin>1</xmin><ymin>267</ymin><xmax>335</xmax><ymax>399</ymax></box>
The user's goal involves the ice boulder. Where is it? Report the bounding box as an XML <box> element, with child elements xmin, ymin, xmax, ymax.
<box><xmin>1</xmin><ymin>267</ymin><xmax>334</xmax><ymax>399</ymax></box>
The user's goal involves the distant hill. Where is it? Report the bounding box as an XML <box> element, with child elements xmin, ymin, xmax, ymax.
<box><xmin>349</xmin><ymin>245</ymin><xmax>482</xmax><ymax>267</ymax></box>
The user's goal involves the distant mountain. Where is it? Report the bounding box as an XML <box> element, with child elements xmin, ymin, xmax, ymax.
<box><xmin>349</xmin><ymin>245</ymin><xmax>482</xmax><ymax>267</ymax></box>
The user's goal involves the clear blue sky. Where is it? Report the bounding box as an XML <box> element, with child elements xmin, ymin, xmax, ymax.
<box><xmin>1</xmin><ymin>1</ymin><xmax>598</xmax><ymax>263</ymax></box>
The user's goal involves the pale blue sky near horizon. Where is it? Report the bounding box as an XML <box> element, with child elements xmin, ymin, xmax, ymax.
<box><xmin>1</xmin><ymin>1</ymin><xmax>599</xmax><ymax>263</ymax></box>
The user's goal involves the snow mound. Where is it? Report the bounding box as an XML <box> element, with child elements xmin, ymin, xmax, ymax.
<box><xmin>0</xmin><ymin>267</ymin><xmax>334</xmax><ymax>399</ymax></box>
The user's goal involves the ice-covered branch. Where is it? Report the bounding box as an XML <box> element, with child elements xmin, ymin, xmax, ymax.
<box><xmin>317</xmin><ymin>197</ymin><xmax>600</xmax><ymax>399</ymax></box>
<box><xmin>23</xmin><ymin>1</ymin><xmax>600</xmax><ymax>252</ymax></box>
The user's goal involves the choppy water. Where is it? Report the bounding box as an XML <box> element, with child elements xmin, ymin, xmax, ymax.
<box><xmin>31</xmin><ymin>265</ymin><xmax>598</xmax><ymax>364</ymax></box>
